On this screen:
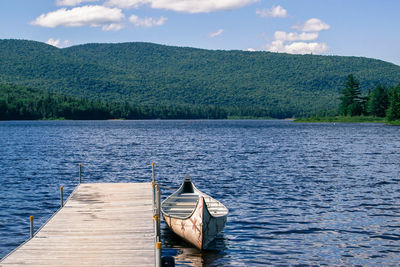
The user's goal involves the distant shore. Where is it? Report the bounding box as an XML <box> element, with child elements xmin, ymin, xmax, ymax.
<box><xmin>1</xmin><ymin>117</ymin><xmax>399</xmax><ymax>125</ymax></box>
<box><xmin>294</xmin><ymin>116</ymin><xmax>400</xmax><ymax>125</ymax></box>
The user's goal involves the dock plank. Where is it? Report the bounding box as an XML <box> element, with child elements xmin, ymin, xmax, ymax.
<box><xmin>1</xmin><ymin>183</ymin><xmax>155</xmax><ymax>266</ymax></box>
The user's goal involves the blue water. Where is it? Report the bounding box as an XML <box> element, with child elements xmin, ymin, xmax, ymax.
<box><xmin>0</xmin><ymin>120</ymin><xmax>399</xmax><ymax>266</ymax></box>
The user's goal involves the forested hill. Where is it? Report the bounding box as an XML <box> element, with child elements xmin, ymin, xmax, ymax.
<box><xmin>1</xmin><ymin>39</ymin><xmax>399</xmax><ymax>118</ymax></box>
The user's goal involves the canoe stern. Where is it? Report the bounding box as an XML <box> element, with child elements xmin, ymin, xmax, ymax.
<box><xmin>201</xmin><ymin>196</ymin><xmax>227</xmax><ymax>249</ymax></box>
<box><xmin>163</xmin><ymin>196</ymin><xmax>227</xmax><ymax>250</ymax></box>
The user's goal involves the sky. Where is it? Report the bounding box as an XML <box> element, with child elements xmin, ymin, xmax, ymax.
<box><xmin>0</xmin><ymin>0</ymin><xmax>399</xmax><ymax>65</ymax></box>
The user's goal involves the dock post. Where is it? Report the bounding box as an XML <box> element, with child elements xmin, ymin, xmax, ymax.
<box><xmin>60</xmin><ymin>186</ymin><xmax>64</xmax><ymax>208</ymax></box>
<box><xmin>156</xmin><ymin>241</ymin><xmax>162</xmax><ymax>267</ymax></box>
<box><xmin>152</xmin><ymin>163</ymin><xmax>155</xmax><ymax>184</ymax></box>
<box><xmin>155</xmin><ymin>184</ymin><xmax>161</xmax><ymax>242</ymax></box>
<box><xmin>29</xmin><ymin>216</ymin><xmax>34</xmax><ymax>239</ymax></box>
<box><xmin>78</xmin><ymin>164</ymin><xmax>82</xmax><ymax>184</ymax></box>
<box><xmin>152</xmin><ymin>163</ymin><xmax>155</xmax><ymax>211</ymax></box>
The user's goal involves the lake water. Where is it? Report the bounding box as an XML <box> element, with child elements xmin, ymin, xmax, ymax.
<box><xmin>0</xmin><ymin>120</ymin><xmax>399</xmax><ymax>266</ymax></box>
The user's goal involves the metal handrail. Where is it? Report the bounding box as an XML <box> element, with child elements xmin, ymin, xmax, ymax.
<box><xmin>152</xmin><ymin>163</ymin><xmax>162</xmax><ymax>267</ymax></box>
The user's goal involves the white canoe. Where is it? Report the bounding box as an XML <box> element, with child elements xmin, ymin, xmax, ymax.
<box><xmin>161</xmin><ymin>175</ymin><xmax>228</xmax><ymax>250</ymax></box>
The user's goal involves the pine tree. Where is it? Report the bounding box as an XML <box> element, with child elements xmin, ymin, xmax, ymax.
<box><xmin>387</xmin><ymin>84</ymin><xmax>400</xmax><ymax>121</ymax></box>
<box><xmin>339</xmin><ymin>74</ymin><xmax>366</xmax><ymax>116</ymax></box>
<box><xmin>367</xmin><ymin>84</ymin><xmax>389</xmax><ymax>117</ymax></box>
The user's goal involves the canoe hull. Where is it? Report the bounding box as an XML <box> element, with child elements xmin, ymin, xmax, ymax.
<box><xmin>163</xmin><ymin>196</ymin><xmax>227</xmax><ymax>250</ymax></box>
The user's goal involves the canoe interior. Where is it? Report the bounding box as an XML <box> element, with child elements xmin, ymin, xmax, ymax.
<box><xmin>161</xmin><ymin>176</ymin><xmax>228</xmax><ymax>219</ymax></box>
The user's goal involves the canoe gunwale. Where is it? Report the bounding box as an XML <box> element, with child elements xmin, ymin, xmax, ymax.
<box><xmin>162</xmin><ymin>194</ymin><xmax>227</xmax><ymax>220</ymax></box>
<box><xmin>161</xmin><ymin>175</ymin><xmax>228</xmax><ymax>250</ymax></box>
<box><xmin>161</xmin><ymin>177</ymin><xmax>228</xmax><ymax>220</ymax></box>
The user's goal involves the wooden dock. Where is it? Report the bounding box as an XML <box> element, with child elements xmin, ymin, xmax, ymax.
<box><xmin>0</xmin><ymin>183</ymin><xmax>156</xmax><ymax>266</ymax></box>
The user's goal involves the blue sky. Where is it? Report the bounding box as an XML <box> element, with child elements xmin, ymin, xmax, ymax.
<box><xmin>0</xmin><ymin>0</ymin><xmax>399</xmax><ymax>65</ymax></box>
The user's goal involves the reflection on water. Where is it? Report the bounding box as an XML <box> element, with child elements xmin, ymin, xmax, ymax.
<box><xmin>175</xmin><ymin>247</ymin><xmax>224</xmax><ymax>267</ymax></box>
<box><xmin>162</xmin><ymin>222</ymin><xmax>227</xmax><ymax>266</ymax></box>
<box><xmin>1</xmin><ymin>120</ymin><xmax>400</xmax><ymax>265</ymax></box>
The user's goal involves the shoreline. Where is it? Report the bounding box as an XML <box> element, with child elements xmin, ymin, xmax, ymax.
<box><xmin>293</xmin><ymin>116</ymin><xmax>386</xmax><ymax>123</ymax></box>
<box><xmin>294</xmin><ymin>116</ymin><xmax>400</xmax><ymax>125</ymax></box>
<box><xmin>1</xmin><ymin>117</ymin><xmax>399</xmax><ymax>125</ymax></box>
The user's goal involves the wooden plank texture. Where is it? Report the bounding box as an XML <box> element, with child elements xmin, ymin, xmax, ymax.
<box><xmin>1</xmin><ymin>183</ymin><xmax>155</xmax><ymax>266</ymax></box>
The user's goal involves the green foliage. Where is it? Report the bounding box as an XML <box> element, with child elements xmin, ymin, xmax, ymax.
<box><xmin>294</xmin><ymin>116</ymin><xmax>386</xmax><ymax>123</ymax></box>
<box><xmin>386</xmin><ymin>120</ymin><xmax>400</xmax><ymax>125</ymax></box>
<box><xmin>1</xmin><ymin>39</ymin><xmax>400</xmax><ymax>118</ymax></box>
<box><xmin>339</xmin><ymin>74</ymin><xmax>368</xmax><ymax>116</ymax></box>
<box><xmin>0</xmin><ymin>84</ymin><xmax>228</xmax><ymax>120</ymax></box>
<box><xmin>367</xmin><ymin>84</ymin><xmax>389</xmax><ymax>117</ymax></box>
<box><xmin>387</xmin><ymin>84</ymin><xmax>400</xmax><ymax>121</ymax></box>
<box><xmin>334</xmin><ymin>77</ymin><xmax>400</xmax><ymax>123</ymax></box>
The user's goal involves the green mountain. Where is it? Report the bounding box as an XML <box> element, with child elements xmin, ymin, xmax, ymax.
<box><xmin>1</xmin><ymin>39</ymin><xmax>399</xmax><ymax>118</ymax></box>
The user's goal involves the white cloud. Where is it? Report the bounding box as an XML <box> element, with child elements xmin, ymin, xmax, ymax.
<box><xmin>268</xmin><ymin>40</ymin><xmax>328</xmax><ymax>54</ymax></box>
<box><xmin>46</xmin><ymin>38</ymin><xmax>61</xmax><ymax>47</ymax></box>
<box><xmin>105</xmin><ymin>0</ymin><xmax>143</xmax><ymax>8</ymax></box>
<box><xmin>55</xmin><ymin>0</ymin><xmax>99</xmax><ymax>6</ymax></box>
<box><xmin>274</xmin><ymin>31</ymin><xmax>318</xmax><ymax>42</ymax></box>
<box><xmin>102</xmin><ymin>23</ymin><xmax>125</xmax><ymax>31</ymax></box>
<box><xmin>247</xmin><ymin>48</ymin><xmax>256</xmax><ymax>52</ymax></box>
<box><xmin>31</xmin><ymin>5</ymin><xmax>124</xmax><ymax>29</ymax></box>
<box><xmin>208</xmin><ymin>29</ymin><xmax>224</xmax><ymax>38</ymax></box>
<box><xmin>106</xmin><ymin>0</ymin><xmax>259</xmax><ymax>13</ymax></box>
<box><xmin>45</xmin><ymin>38</ymin><xmax>72</xmax><ymax>48</ymax></box>
<box><xmin>256</xmin><ymin>5</ymin><xmax>287</xmax><ymax>18</ymax></box>
<box><xmin>129</xmin><ymin>15</ymin><xmax>167</xmax><ymax>27</ymax></box>
<box><xmin>292</xmin><ymin>18</ymin><xmax>330</xmax><ymax>32</ymax></box>
<box><xmin>264</xmin><ymin>17</ymin><xmax>330</xmax><ymax>55</ymax></box>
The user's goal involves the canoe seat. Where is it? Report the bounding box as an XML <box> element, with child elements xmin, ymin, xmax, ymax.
<box><xmin>163</xmin><ymin>190</ymin><xmax>228</xmax><ymax>218</ymax></box>
<box><xmin>165</xmin><ymin>212</ymin><xmax>193</xmax><ymax>217</ymax></box>
<box><xmin>163</xmin><ymin>207</ymin><xmax>195</xmax><ymax>211</ymax></box>
<box><xmin>166</xmin><ymin>196</ymin><xmax>198</xmax><ymax>204</ymax></box>
<box><xmin>162</xmin><ymin>193</ymin><xmax>198</xmax><ymax>218</ymax></box>
<box><xmin>163</xmin><ymin>203</ymin><xmax>197</xmax><ymax>208</ymax></box>
<box><xmin>163</xmin><ymin>208</ymin><xmax>194</xmax><ymax>217</ymax></box>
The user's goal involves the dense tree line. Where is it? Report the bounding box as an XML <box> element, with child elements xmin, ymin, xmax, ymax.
<box><xmin>339</xmin><ymin>74</ymin><xmax>400</xmax><ymax>121</ymax></box>
<box><xmin>1</xmin><ymin>39</ymin><xmax>400</xmax><ymax>118</ymax></box>
<box><xmin>3</xmin><ymin>80</ymin><xmax>399</xmax><ymax>121</ymax></box>
<box><xmin>0</xmin><ymin>84</ymin><xmax>228</xmax><ymax>120</ymax></box>
<box><xmin>0</xmin><ymin>83</ymin><xmax>330</xmax><ymax>120</ymax></box>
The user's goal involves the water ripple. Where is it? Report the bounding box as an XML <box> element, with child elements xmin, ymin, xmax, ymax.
<box><xmin>0</xmin><ymin>120</ymin><xmax>399</xmax><ymax>266</ymax></box>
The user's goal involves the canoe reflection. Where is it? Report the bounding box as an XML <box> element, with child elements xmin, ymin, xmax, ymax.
<box><xmin>162</xmin><ymin>223</ymin><xmax>227</xmax><ymax>266</ymax></box>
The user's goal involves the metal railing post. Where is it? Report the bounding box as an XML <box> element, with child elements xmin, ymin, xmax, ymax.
<box><xmin>152</xmin><ymin>162</ymin><xmax>155</xmax><ymax>184</ymax></box>
<box><xmin>78</xmin><ymin>164</ymin><xmax>82</xmax><ymax>184</ymax></box>
<box><xmin>154</xmin><ymin>184</ymin><xmax>161</xmax><ymax>242</ymax></box>
<box><xmin>155</xmin><ymin>241</ymin><xmax>162</xmax><ymax>267</ymax></box>
<box><xmin>30</xmin><ymin>216</ymin><xmax>34</xmax><ymax>239</ymax></box>
<box><xmin>60</xmin><ymin>186</ymin><xmax>64</xmax><ymax>208</ymax></box>
<box><xmin>152</xmin><ymin>163</ymin><xmax>155</xmax><ymax>211</ymax></box>
<box><xmin>157</xmin><ymin>184</ymin><xmax>161</xmax><ymax>241</ymax></box>
<box><xmin>152</xmin><ymin>163</ymin><xmax>164</xmax><ymax>266</ymax></box>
